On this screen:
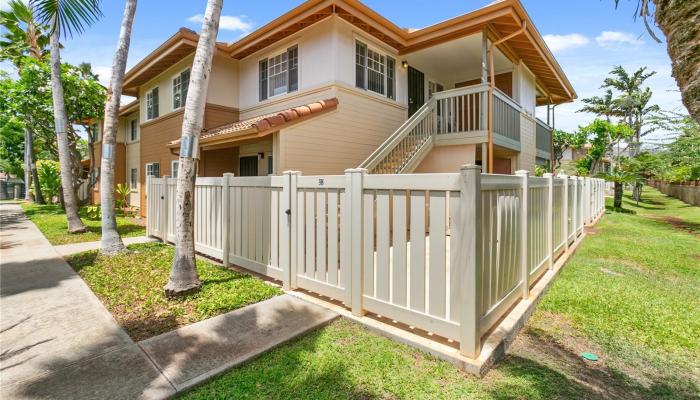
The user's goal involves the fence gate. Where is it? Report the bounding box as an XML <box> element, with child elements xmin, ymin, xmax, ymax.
<box><xmin>293</xmin><ymin>175</ymin><xmax>350</xmax><ymax>305</ymax></box>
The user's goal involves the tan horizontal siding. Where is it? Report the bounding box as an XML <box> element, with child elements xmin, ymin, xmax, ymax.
<box><xmin>279</xmin><ymin>88</ymin><xmax>407</xmax><ymax>175</ymax></box>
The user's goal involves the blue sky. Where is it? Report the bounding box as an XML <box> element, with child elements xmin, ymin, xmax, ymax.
<box><xmin>1</xmin><ymin>0</ymin><xmax>684</xmax><ymax>141</ymax></box>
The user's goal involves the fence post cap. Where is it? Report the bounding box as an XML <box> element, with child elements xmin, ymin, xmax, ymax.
<box><xmin>459</xmin><ymin>164</ymin><xmax>481</xmax><ymax>172</ymax></box>
<box><xmin>543</xmin><ymin>172</ymin><xmax>554</xmax><ymax>178</ymax></box>
<box><xmin>344</xmin><ymin>168</ymin><xmax>368</xmax><ymax>174</ymax></box>
<box><xmin>223</xmin><ymin>172</ymin><xmax>235</xmax><ymax>177</ymax></box>
<box><xmin>514</xmin><ymin>169</ymin><xmax>529</xmax><ymax>176</ymax></box>
<box><xmin>282</xmin><ymin>170</ymin><xmax>302</xmax><ymax>175</ymax></box>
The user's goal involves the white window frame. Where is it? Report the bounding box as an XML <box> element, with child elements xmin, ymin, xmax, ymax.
<box><xmin>355</xmin><ymin>38</ymin><xmax>396</xmax><ymax>100</ymax></box>
<box><xmin>129</xmin><ymin>118</ymin><xmax>138</xmax><ymax>142</ymax></box>
<box><xmin>259</xmin><ymin>44</ymin><xmax>299</xmax><ymax>100</ymax></box>
<box><xmin>146</xmin><ymin>88</ymin><xmax>158</xmax><ymax>120</ymax></box>
<box><xmin>172</xmin><ymin>68</ymin><xmax>190</xmax><ymax>110</ymax></box>
<box><xmin>145</xmin><ymin>162</ymin><xmax>159</xmax><ymax>178</ymax></box>
<box><xmin>130</xmin><ymin>167</ymin><xmax>138</xmax><ymax>191</ymax></box>
<box><xmin>171</xmin><ymin>160</ymin><xmax>179</xmax><ymax>179</ymax></box>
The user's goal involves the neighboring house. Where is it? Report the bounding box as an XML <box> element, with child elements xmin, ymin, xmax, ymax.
<box><xmin>89</xmin><ymin>0</ymin><xmax>576</xmax><ymax>215</ymax></box>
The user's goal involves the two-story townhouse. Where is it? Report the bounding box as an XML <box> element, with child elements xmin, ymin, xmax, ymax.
<box><xmin>90</xmin><ymin>0</ymin><xmax>576</xmax><ymax>215</ymax></box>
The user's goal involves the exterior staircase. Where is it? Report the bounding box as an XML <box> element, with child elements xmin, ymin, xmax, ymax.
<box><xmin>360</xmin><ymin>83</ymin><xmax>490</xmax><ymax>174</ymax></box>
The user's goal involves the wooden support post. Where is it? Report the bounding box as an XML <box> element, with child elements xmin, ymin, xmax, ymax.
<box><xmin>544</xmin><ymin>173</ymin><xmax>554</xmax><ymax>270</ymax></box>
<box><xmin>221</xmin><ymin>173</ymin><xmax>233</xmax><ymax>267</ymax></box>
<box><xmin>346</xmin><ymin>168</ymin><xmax>367</xmax><ymax>316</ymax></box>
<box><xmin>283</xmin><ymin>170</ymin><xmax>300</xmax><ymax>290</ymax></box>
<box><xmin>560</xmin><ymin>173</ymin><xmax>569</xmax><ymax>250</ymax></box>
<box><xmin>161</xmin><ymin>175</ymin><xmax>170</xmax><ymax>242</ymax></box>
<box><xmin>515</xmin><ymin>170</ymin><xmax>529</xmax><ymax>299</ymax></box>
<box><xmin>459</xmin><ymin>164</ymin><xmax>482</xmax><ymax>358</ymax></box>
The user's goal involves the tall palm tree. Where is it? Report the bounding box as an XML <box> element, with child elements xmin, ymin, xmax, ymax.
<box><xmin>602</xmin><ymin>66</ymin><xmax>657</xmax><ymax>157</ymax></box>
<box><xmin>579</xmin><ymin>89</ymin><xmax>618</xmax><ymax>171</ymax></box>
<box><xmin>165</xmin><ymin>0</ymin><xmax>222</xmax><ymax>297</ymax></box>
<box><xmin>0</xmin><ymin>0</ymin><xmax>49</xmax><ymax>204</ymax></box>
<box><xmin>614</xmin><ymin>0</ymin><xmax>699</xmax><ymax>123</ymax></box>
<box><xmin>32</xmin><ymin>0</ymin><xmax>102</xmax><ymax>233</ymax></box>
<box><xmin>100</xmin><ymin>0</ymin><xmax>137</xmax><ymax>255</ymax></box>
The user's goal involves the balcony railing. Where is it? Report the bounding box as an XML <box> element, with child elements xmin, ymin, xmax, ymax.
<box><xmin>535</xmin><ymin>118</ymin><xmax>552</xmax><ymax>157</ymax></box>
<box><xmin>360</xmin><ymin>84</ymin><xmax>524</xmax><ymax>174</ymax></box>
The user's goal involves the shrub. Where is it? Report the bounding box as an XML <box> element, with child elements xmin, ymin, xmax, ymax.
<box><xmin>86</xmin><ymin>204</ymin><xmax>101</xmax><ymax>220</ymax></box>
<box><xmin>36</xmin><ymin>160</ymin><xmax>60</xmax><ymax>204</ymax></box>
<box><xmin>115</xmin><ymin>183</ymin><xmax>131</xmax><ymax>210</ymax></box>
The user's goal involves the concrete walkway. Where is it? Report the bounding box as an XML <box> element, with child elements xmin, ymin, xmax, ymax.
<box><xmin>54</xmin><ymin>235</ymin><xmax>157</xmax><ymax>257</ymax></box>
<box><xmin>0</xmin><ymin>203</ymin><xmax>337</xmax><ymax>399</ymax></box>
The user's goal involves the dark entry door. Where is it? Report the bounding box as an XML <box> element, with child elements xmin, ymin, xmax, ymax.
<box><xmin>408</xmin><ymin>66</ymin><xmax>425</xmax><ymax>117</ymax></box>
<box><xmin>239</xmin><ymin>156</ymin><xmax>258</xmax><ymax>177</ymax></box>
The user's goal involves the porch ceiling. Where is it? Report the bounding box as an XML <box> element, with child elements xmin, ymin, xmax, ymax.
<box><xmin>403</xmin><ymin>34</ymin><xmax>512</xmax><ymax>86</ymax></box>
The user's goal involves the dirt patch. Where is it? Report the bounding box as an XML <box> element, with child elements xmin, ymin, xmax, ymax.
<box><xmin>125</xmin><ymin>216</ymin><xmax>146</xmax><ymax>227</ymax></box>
<box><xmin>648</xmin><ymin>215</ymin><xmax>700</xmax><ymax>238</ymax></box>
<box><xmin>584</xmin><ymin>226</ymin><xmax>599</xmax><ymax>235</ymax></box>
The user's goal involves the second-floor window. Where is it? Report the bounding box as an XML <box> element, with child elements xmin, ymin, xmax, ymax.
<box><xmin>129</xmin><ymin>119</ymin><xmax>138</xmax><ymax>141</ymax></box>
<box><xmin>259</xmin><ymin>45</ymin><xmax>298</xmax><ymax>101</ymax></box>
<box><xmin>171</xmin><ymin>160</ymin><xmax>179</xmax><ymax>179</ymax></box>
<box><xmin>172</xmin><ymin>69</ymin><xmax>190</xmax><ymax>109</ymax></box>
<box><xmin>91</xmin><ymin>123</ymin><xmax>100</xmax><ymax>142</ymax></box>
<box><xmin>146</xmin><ymin>88</ymin><xmax>159</xmax><ymax>120</ymax></box>
<box><xmin>355</xmin><ymin>40</ymin><xmax>395</xmax><ymax>100</ymax></box>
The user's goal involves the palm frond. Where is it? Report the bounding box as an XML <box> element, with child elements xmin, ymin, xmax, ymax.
<box><xmin>30</xmin><ymin>0</ymin><xmax>102</xmax><ymax>38</ymax></box>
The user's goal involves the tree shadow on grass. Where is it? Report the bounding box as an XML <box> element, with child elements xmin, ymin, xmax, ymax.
<box><xmin>491</xmin><ymin>326</ymin><xmax>700</xmax><ymax>400</ymax></box>
<box><xmin>605</xmin><ymin>205</ymin><xmax>636</xmax><ymax>214</ymax></box>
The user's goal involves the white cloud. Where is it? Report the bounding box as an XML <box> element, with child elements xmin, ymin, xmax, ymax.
<box><xmin>543</xmin><ymin>33</ymin><xmax>590</xmax><ymax>52</ymax></box>
<box><xmin>188</xmin><ymin>14</ymin><xmax>254</xmax><ymax>35</ymax></box>
<box><xmin>595</xmin><ymin>31</ymin><xmax>644</xmax><ymax>47</ymax></box>
<box><xmin>93</xmin><ymin>65</ymin><xmax>112</xmax><ymax>86</ymax></box>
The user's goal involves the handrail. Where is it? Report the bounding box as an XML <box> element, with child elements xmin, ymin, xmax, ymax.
<box><xmin>535</xmin><ymin>117</ymin><xmax>551</xmax><ymax>130</ymax></box>
<box><xmin>493</xmin><ymin>88</ymin><xmax>522</xmax><ymax>112</ymax></box>
<box><xmin>433</xmin><ymin>83</ymin><xmax>490</xmax><ymax>100</ymax></box>
<box><xmin>359</xmin><ymin>98</ymin><xmax>436</xmax><ymax>170</ymax></box>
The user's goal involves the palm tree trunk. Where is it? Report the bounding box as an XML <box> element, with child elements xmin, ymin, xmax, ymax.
<box><xmin>654</xmin><ymin>0</ymin><xmax>700</xmax><ymax>123</ymax></box>
<box><xmin>49</xmin><ymin>28</ymin><xmax>86</xmax><ymax>233</ymax></box>
<box><xmin>100</xmin><ymin>0</ymin><xmax>137</xmax><ymax>255</ymax></box>
<box><xmin>165</xmin><ymin>0</ymin><xmax>222</xmax><ymax>297</ymax></box>
<box><xmin>614</xmin><ymin>182</ymin><xmax>623</xmax><ymax>208</ymax></box>
<box><xmin>24</xmin><ymin>129</ymin><xmax>32</xmax><ymax>201</ymax></box>
<box><xmin>25</xmin><ymin>127</ymin><xmax>45</xmax><ymax>204</ymax></box>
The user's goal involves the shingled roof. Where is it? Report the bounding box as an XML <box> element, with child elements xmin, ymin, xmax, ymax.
<box><xmin>167</xmin><ymin>98</ymin><xmax>338</xmax><ymax>150</ymax></box>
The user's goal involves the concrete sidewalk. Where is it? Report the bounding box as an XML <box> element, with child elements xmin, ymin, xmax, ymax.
<box><xmin>0</xmin><ymin>203</ymin><xmax>337</xmax><ymax>399</ymax></box>
<box><xmin>54</xmin><ymin>235</ymin><xmax>157</xmax><ymax>257</ymax></box>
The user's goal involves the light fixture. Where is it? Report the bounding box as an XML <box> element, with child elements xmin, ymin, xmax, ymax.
<box><xmin>401</xmin><ymin>60</ymin><xmax>408</xmax><ymax>69</ymax></box>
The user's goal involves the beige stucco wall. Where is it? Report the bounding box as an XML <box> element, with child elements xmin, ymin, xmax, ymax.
<box><xmin>277</xmin><ymin>85</ymin><xmax>407</xmax><ymax>174</ymax></box>
<box><xmin>121</xmin><ymin>111</ymin><xmax>140</xmax><ymax>208</ymax></box>
<box><xmin>517</xmin><ymin>113</ymin><xmax>536</xmax><ymax>172</ymax></box>
<box><xmin>139</xmin><ymin>54</ymin><xmax>238</xmax><ymax>123</ymax></box>
<box><xmin>412</xmin><ymin>144</ymin><xmax>476</xmax><ymax>173</ymax></box>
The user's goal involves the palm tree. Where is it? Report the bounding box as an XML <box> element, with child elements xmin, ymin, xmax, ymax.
<box><xmin>599</xmin><ymin>167</ymin><xmax>638</xmax><ymax>209</ymax></box>
<box><xmin>32</xmin><ymin>0</ymin><xmax>102</xmax><ymax>233</ymax></box>
<box><xmin>579</xmin><ymin>89</ymin><xmax>618</xmax><ymax>171</ymax></box>
<box><xmin>0</xmin><ymin>0</ymin><xmax>49</xmax><ymax>204</ymax></box>
<box><xmin>165</xmin><ymin>0</ymin><xmax>222</xmax><ymax>297</ymax></box>
<box><xmin>614</xmin><ymin>0</ymin><xmax>699</xmax><ymax>124</ymax></box>
<box><xmin>100</xmin><ymin>0</ymin><xmax>137</xmax><ymax>255</ymax></box>
<box><xmin>602</xmin><ymin>66</ymin><xmax>657</xmax><ymax>157</ymax></box>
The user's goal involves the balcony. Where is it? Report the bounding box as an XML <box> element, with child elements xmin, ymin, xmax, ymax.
<box><xmin>535</xmin><ymin>118</ymin><xmax>552</xmax><ymax>161</ymax></box>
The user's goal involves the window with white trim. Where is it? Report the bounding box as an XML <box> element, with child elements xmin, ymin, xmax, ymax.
<box><xmin>172</xmin><ymin>69</ymin><xmax>190</xmax><ymax>109</ymax></box>
<box><xmin>355</xmin><ymin>40</ymin><xmax>395</xmax><ymax>99</ymax></box>
<box><xmin>146</xmin><ymin>88</ymin><xmax>159</xmax><ymax>120</ymax></box>
<box><xmin>171</xmin><ymin>160</ymin><xmax>179</xmax><ymax>179</ymax></box>
<box><xmin>130</xmin><ymin>168</ymin><xmax>138</xmax><ymax>190</ymax></box>
<box><xmin>259</xmin><ymin>45</ymin><xmax>298</xmax><ymax>101</ymax></box>
<box><xmin>145</xmin><ymin>162</ymin><xmax>159</xmax><ymax>178</ymax></box>
<box><xmin>129</xmin><ymin>119</ymin><xmax>138</xmax><ymax>141</ymax></box>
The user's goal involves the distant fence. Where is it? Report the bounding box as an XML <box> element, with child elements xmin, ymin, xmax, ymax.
<box><xmin>147</xmin><ymin>168</ymin><xmax>605</xmax><ymax>358</ymax></box>
<box><xmin>648</xmin><ymin>180</ymin><xmax>700</xmax><ymax>206</ymax></box>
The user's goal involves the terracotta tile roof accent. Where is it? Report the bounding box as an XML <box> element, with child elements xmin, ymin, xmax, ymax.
<box><xmin>167</xmin><ymin>97</ymin><xmax>338</xmax><ymax>148</ymax></box>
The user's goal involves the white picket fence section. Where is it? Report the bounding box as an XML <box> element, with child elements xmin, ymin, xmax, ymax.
<box><xmin>147</xmin><ymin>168</ymin><xmax>605</xmax><ymax>358</ymax></box>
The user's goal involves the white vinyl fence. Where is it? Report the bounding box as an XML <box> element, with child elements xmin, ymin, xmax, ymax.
<box><xmin>147</xmin><ymin>168</ymin><xmax>605</xmax><ymax>358</ymax></box>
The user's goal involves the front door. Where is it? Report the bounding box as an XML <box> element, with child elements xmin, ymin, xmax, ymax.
<box><xmin>239</xmin><ymin>156</ymin><xmax>258</xmax><ymax>177</ymax></box>
<box><xmin>408</xmin><ymin>66</ymin><xmax>425</xmax><ymax>117</ymax></box>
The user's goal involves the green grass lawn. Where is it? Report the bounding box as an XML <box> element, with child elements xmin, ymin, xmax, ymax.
<box><xmin>20</xmin><ymin>202</ymin><xmax>146</xmax><ymax>245</ymax></box>
<box><xmin>181</xmin><ymin>188</ymin><xmax>700</xmax><ymax>400</ymax></box>
<box><xmin>66</xmin><ymin>242</ymin><xmax>282</xmax><ymax>340</ymax></box>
